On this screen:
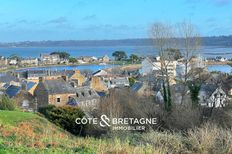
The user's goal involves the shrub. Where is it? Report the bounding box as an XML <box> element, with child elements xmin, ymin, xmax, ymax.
<box><xmin>0</xmin><ymin>95</ymin><xmax>15</xmax><ymax>111</ymax></box>
<box><xmin>38</xmin><ymin>105</ymin><xmax>86</xmax><ymax>136</ymax></box>
<box><xmin>164</xmin><ymin>104</ymin><xmax>201</xmax><ymax>131</ymax></box>
<box><xmin>188</xmin><ymin>123</ymin><xmax>232</xmax><ymax>154</ymax></box>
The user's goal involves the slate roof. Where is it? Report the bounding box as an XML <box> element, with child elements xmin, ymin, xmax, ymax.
<box><xmin>6</xmin><ymin>85</ymin><xmax>21</xmax><ymax>98</ymax></box>
<box><xmin>43</xmin><ymin>79</ymin><xmax>76</xmax><ymax>94</ymax></box>
<box><xmin>26</xmin><ymin>82</ymin><xmax>36</xmax><ymax>91</ymax></box>
<box><xmin>110</xmin><ymin>78</ymin><xmax>130</xmax><ymax>87</ymax></box>
<box><xmin>200</xmin><ymin>84</ymin><xmax>218</xmax><ymax>97</ymax></box>
<box><xmin>146</xmin><ymin>57</ymin><xmax>157</xmax><ymax>63</ymax></box>
<box><xmin>131</xmin><ymin>82</ymin><xmax>143</xmax><ymax>92</ymax></box>
<box><xmin>92</xmin><ymin>70</ymin><xmax>108</xmax><ymax>76</ymax></box>
<box><xmin>27</xmin><ymin>70</ymin><xmax>74</xmax><ymax>78</ymax></box>
<box><xmin>27</xmin><ymin>70</ymin><xmax>47</xmax><ymax>78</ymax></box>
<box><xmin>0</xmin><ymin>74</ymin><xmax>19</xmax><ymax>83</ymax></box>
<box><xmin>97</xmin><ymin>92</ymin><xmax>107</xmax><ymax>97</ymax></box>
<box><xmin>67</xmin><ymin>86</ymin><xmax>100</xmax><ymax>106</ymax></box>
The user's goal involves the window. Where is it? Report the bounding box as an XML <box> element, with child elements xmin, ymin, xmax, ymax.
<box><xmin>89</xmin><ymin>90</ymin><xmax>92</xmax><ymax>95</ymax></box>
<box><xmin>81</xmin><ymin>92</ymin><xmax>85</xmax><ymax>96</ymax></box>
<box><xmin>57</xmin><ymin>97</ymin><xmax>61</xmax><ymax>103</ymax></box>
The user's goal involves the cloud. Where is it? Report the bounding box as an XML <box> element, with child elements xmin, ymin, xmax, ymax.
<box><xmin>81</xmin><ymin>24</ymin><xmax>142</xmax><ymax>34</ymax></box>
<box><xmin>72</xmin><ymin>0</ymin><xmax>88</xmax><ymax>9</ymax></box>
<box><xmin>213</xmin><ymin>0</ymin><xmax>229</xmax><ymax>5</ymax></box>
<box><xmin>47</xmin><ymin>17</ymin><xmax>68</xmax><ymax>24</ymax></box>
<box><xmin>82</xmin><ymin>14</ymin><xmax>97</xmax><ymax>21</ymax></box>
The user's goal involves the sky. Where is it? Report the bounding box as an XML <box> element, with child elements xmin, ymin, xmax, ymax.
<box><xmin>0</xmin><ymin>0</ymin><xmax>231</xmax><ymax>42</ymax></box>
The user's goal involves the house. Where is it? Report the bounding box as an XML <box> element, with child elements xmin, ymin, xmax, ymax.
<box><xmin>0</xmin><ymin>73</ymin><xmax>20</xmax><ymax>89</ymax></box>
<box><xmin>93</xmin><ymin>70</ymin><xmax>108</xmax><ymax>77</ymax></box>
<box><xmin>198</xmin><ymin>84</ymin><xmax>227</xmax><ymax>108</ymax></box>
<box><xmin>99</xmin><ymin>55</ymin><xmax>110</xmax><ymax>63</ymax></box>
<box><xmin>5</xmin><ymin>85</ymin><xmax>35</xmax><ymax>111</ymax></box>
<box><xmin>139</xmin><ymin>57</ymin><xmax>177</xmax><ymax>79</ymax></box>
<box><xmin>80</xmin><ymin>56</ymin><xmax>97</xmax><ymax>63</ymax></box>
<box><xmin>14</xmin><ymin>90</ymin><xmax>35</xmax><ymax>112</ymax></box>
<box><xmin>68</xmin><ymin>70</ymin><xmax>86</xmax><ymax>86</ymax></box>
<box><xmin>9</xmin><ymin>59</ymin><xmax>17</xmax><ymax>65</ymax></box>
<box><xmin>21</xmin><ymin>80</ymin><xmax>37</xmax><ymax>95</ymax></box>
<box><xmin>131</xmin><ymin>82</ymin><xmax>154</xmax><ymax>97</ymax></box>
<box><xmin>34</xmin><ymin>78</ymin><xmax>76</xmax><ymax>107</ymax></box>
<box><xmin>20</xmin><ymin>58</ymin><xmax>39</xmax><ymax>66</ymax></box>
<box><xmin>0</xmin><ymin>57</ymin><xmax>8</xmax><ymax>66</ymax></box>
<box><xmin>67</xmin><ymin>86</ymin><xmax>100</xmax><ymax>110</ymax></box>
<box><xmin>176</xmin><ymin>56</ymin><xmax>206</xmax><ymax>78</ymax></box>
<box><xmin>108</xmin><ymin>77</ymin><xmax>130</xmax><ymax>88</ymax></box>
<box><xmin>90</xmin><ymin>76</ymin><xmax>108</xmax><ymax>92</ymax></box>
<box><xmin>27</xmin><ymin>70</ymin><xmax>51</xmax><ymax>81</ymax></box>
<box><xmin>5</xmin><ymin>85</ymin><xmax>21</xmax><ymax>98</ymax></box>
<box><xmin>40</xmin><ymin>54</ymin><xmax>60</xmax><ymax>65</ymax></box>
<box><xmin>171</xmin><ymin>84</ymin><xmax>190</xmax><ymax>104</ymax></box>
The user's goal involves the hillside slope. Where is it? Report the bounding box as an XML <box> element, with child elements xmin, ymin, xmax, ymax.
<box><xmin>0</xmin><ymin>110</ymin><xmax>152</xmax><ymax>154</ymax></box>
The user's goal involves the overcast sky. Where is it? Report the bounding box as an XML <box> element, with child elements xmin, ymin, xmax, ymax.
<box><xmin>0</xmin><ymin>0</ymin><xmax>231</xmax><ymax>42</ymax></box>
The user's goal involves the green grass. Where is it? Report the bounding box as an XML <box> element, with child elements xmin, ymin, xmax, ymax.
<box><xmin>1</xmin><ymin>110</ymin><xmax>232</xmax><ymax>153</ymax></box>
<box><xmin>0</xmin><ymin>110</ymin><xmax>39</xmax><ymax>126</ymax></box>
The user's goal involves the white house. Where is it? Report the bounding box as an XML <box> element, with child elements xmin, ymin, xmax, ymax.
<box><xmin>139</xmin><ymin>57</ymin><xmax>177</xmax><ymax>78</ymax></box>
<box><xmin>176</xmin><ymin>56</ymin><xmax>206</xmax><ymax>79</ymax></box>
<box><xmin>9</xmin><ymin>59</ymin><xmax>17</xmax><ymax>65</ymax></box>
<box><xmin>40</xmin><ymin>54</ymin><xmax>60</xmax><ymax>65</ymax></box>
<box><xmin>199</xmin><ymin>84</ymin><xmax>227</xmax><ymax>108</ymax></box>
<box><xmin>20</xmin><ymin>58</ymin><xmax>39</xmax><ymax>66</ymax></box>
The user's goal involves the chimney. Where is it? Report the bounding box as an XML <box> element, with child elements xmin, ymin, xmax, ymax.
<box><xmin>39</xmin><ymin>77</ymin><xmax>44</xmax><ymax>82</ymax></box>
<box><xmin>61</xmin><ymin>75</ymin><xmax>68</xmax><ymax>81</ymax></box>
<box><xmin>21</xmin><ymin>83</ymin><xmax>27</xmax><ymax>91</ymax></box>
<box><xmin>74</xmin><ymin>70</ymin><xmax>81</xmax><ymax>75</ymax></box>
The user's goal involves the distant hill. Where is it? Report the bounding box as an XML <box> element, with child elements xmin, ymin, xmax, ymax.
<box><xmin>0</xmin><ymin>35</ymin><xmax>232</xmax><ymax>47</ymax></box>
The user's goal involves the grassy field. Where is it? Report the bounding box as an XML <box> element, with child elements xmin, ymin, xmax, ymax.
<box><xmin>1</xmin><ymin>110</ymin><xmax>232</xmax><ymax>153</ymax></box>
<box><xmin>0</xmin><ymin>110</ymin><xmax>39</xmax><ymax>126</ymax></box>
<box><xmin>0</xmin><ymin>110</ymin><xmax>153</xmax><ymax>154</ymax></box>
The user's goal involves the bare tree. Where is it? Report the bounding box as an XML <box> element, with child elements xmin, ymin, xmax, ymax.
<box><xmin>177</xmin><ymin>21</ymin><xmax>202</xmax><ymax>105</ymax></box>
<box><xmin>150</xmin><ymin>23</ymin><xmax>176</xmax><ymax>111</ymax></box>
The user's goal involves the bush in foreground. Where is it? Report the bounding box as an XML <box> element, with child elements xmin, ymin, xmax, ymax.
<box><xmin>38</xmin><ymin>105</ymin><xmax>86</xmax><ymax>136</ymax></box>
<box><xmin>0</xmin><ymin>95</ymin><xmax>15</xmax><ymax>111</ymax></box>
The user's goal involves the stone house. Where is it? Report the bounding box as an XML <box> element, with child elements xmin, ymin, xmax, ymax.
<box><xmin>34</xmin><ymin>78</ymin><xmax>76</xmax><ymax>108</ymax></box>
<box><xmin>108</xmin><ymin>77</ymin><xmax>130</xmax><ymax>89</ymax></box>
<box><xmin>68</xmin><ymin>70</ymin><xmax>86</xmax><ymax>86</ymax></box>
<box><xmin>4</xmin><ymin>85</ymin><xmax>35</xmax><ymax>111</ymax></box>
<box><xmin>15</xmin><ymin>90</ymin><xmax>35</xmax><ymax>112</ymax></box>
<box><xmin>90</xmin><ymin>76</ymin><xmax>108</xmax><ymax>92</ymax></box>
<box><xmin>67</xmin><ymin>86</ymin><xmax>100</xmax><ymax>111</ymax></box>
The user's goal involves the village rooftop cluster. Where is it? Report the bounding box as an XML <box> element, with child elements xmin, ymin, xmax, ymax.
<box><xmin>0</xmin><ymin>51</ymin><xmax>232</xmax><ymax>114</ymax></box>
